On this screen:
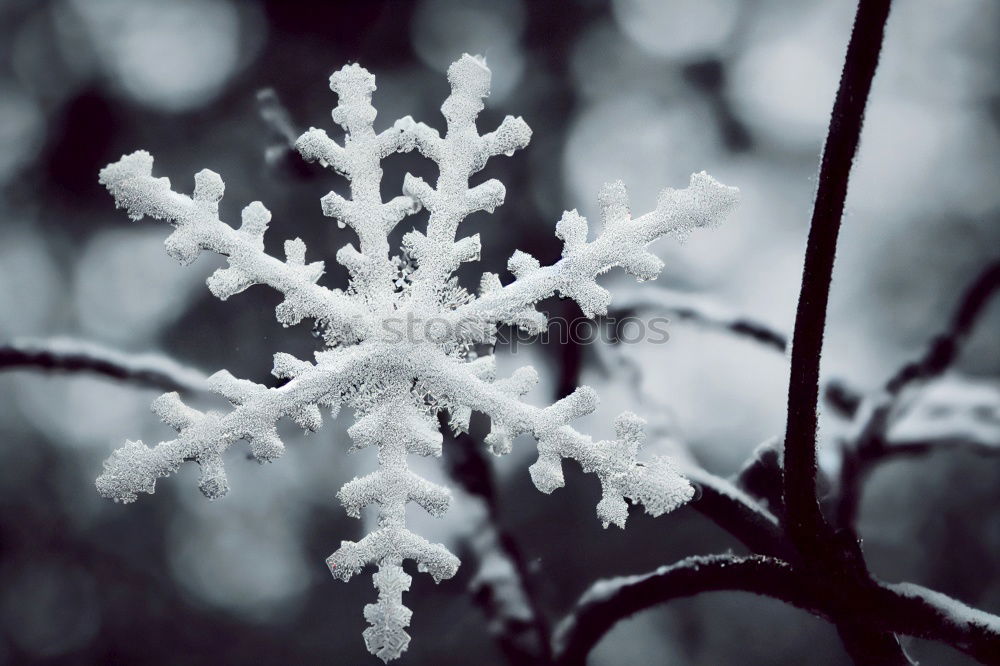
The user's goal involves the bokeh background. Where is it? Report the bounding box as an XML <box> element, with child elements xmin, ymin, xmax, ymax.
<box><xmin>0</xmin><ymin>0</ymin><xmax>998</xmax><ymax>664</ymax></box>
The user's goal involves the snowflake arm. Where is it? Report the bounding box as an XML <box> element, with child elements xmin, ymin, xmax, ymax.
<box><xmin>96</xmin><ymin>345</ymin><xmax>376</xmax><ymax>502</ymax></box>
<box><xmin>98</xmin><ymin>151</ymin><xmax>365</xmax><ymax>338</ymax></box>
<box><xmin>401</xmin><ymin>55</ymin><xmax>531</xmax><ymax>293</ymax></box>
<box><xmin>295</xmin><ymin>64</ymin><xmax>422</xmax><ymax>308</ymax></box>
<box><xmin>446</xmin><ymin>172</ymin><xmax>739</xmax><ymax>334</ymax></box>
<box><xmin>418</xmin><ymin>352</ymin><xmax>695</xmax><ymax>528</ymax></box>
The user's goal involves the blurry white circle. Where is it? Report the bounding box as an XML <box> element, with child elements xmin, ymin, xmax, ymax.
<box><xmin>411</xmin><ymin>0</ymin><xmax>525</xmax><ymax>104</ymax></box>
<box><xmin>612</xmin><ymin>0</ymin><xmax>740</xmax><ymax>60</ymax></box>
<box><xmin>74</xmin><ymin>227</ymin><xmax>210</xmax><ymax>345</ymax></box>
<box><xmin>169</xmin><ymin>513</ymin><xmax>310</xmax><ymax>620</ymax></box>
<box><xmin>72</xmin><ymin>0</ymin><xmax>242</xmax><ymax>112</ymax></box>
<box><xmin>729</xmin><ymin>36</ymin><xmax>841</xmax><ymax>150</ymax></box>
<box><xmin>0</xmin><ymin>227</ymin><xmax>59</xmax><ymax>337</ymax></box>
<box><xmin>0</xmin><ymin>84</ymin><xmax>43</xmax><ymax>183</ymax></box>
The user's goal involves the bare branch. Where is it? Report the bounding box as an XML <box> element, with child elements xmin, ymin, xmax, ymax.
<box><xmin>684</xmin><ymin>467</ymin><xmax>792</xmax><ymax>559</ymax></box>
<box><xmin>885</xmin><ymin>260</ymin><xmax>1000</xmax><ymax>396</ymax></box>
<box><xmin>782</xmin><ymin>0</ymin><xmax>892</xmax><ymax>555</ymax></box>
<box><xmin>0</xmin><ymin>337</ymin><xmax>208</xmax><ymax>394</ymax></box>
<box><xmin>835</xmin><ymin>259</ymin><xmax>1000</xmax><ymax>528</ymax></box>
<box><xmin>610</xmin><ymin>288</ymin><xmax>787</xmax><ymax>352</ymax></box>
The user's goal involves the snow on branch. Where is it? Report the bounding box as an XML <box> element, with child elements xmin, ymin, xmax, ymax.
<box><xmin>553</xmin><ymin>554</ymin><xmax>1000</xmax><ymax>665</ymax></box>
<box><xmin>552</xmin><ymin>555</ymin><xmax>814</xmax><ymax>665</ymax></box>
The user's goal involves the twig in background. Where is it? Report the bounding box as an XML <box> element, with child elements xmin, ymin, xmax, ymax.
<box><xmin>443</xmin><ymin>425</ymin><xmax>551</xmax><ymax>664</ymax></box>
<box><xmin>0</xmin><ymin>338</ymin><xmax>208</xmax><ymax>395</ymax></box>
<box><xmin>836</xmin><ymin>260</ymin><xmax>1000</xmax><ymax>527</ymax></box>
<box><xmin>552</xmin><ymin>555</ymin><xmax>813</xmax><ymax>665</ymax></box>
<box><xmin>610</xmin><ymin>288</ymin><xmax>788</xmax><ymax>353</ymax></box>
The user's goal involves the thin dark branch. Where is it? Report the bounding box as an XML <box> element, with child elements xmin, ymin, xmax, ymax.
<box><xmin>775</xmin><ymin>1</ymin><xmax>904</xmax><ymax>661</ymax></box>
<box><xmin>0</xmin><ymin>338</ymin><xmax>207</xmax><ymax>395</ymax></box>
<box><xmin>885</xmin><ymin>260</ymin><xmax>1000</xmax><ymax>396</ymax></box>
<box><xmin>782</xmin><ymin>0</ymin><xmax>892</xmax><ymax>556</ymax></box>
<box><xmin>609</xmin><ymin>289</ymin><xmax>787</xmax><ymax>353</ymax></box>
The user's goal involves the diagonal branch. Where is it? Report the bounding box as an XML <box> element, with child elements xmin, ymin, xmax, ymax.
<box><xmin>444</xmin><ymin>427</ymin><xmax>552</xmax><ymax>665</ymax></box>
<box><xmin>886</xmin><ymin>259</ymin><xmax>1000</xmax><ymax>395</ymax></box>
<box><xmin>683</xmin><ymin>467</ymin><xmax>793</xmax><ymax>559</ymax></box>
<box><xmin>609</xmin><ymin>288</ymin><xmax>787</xmax><ymax>353</ymax></box>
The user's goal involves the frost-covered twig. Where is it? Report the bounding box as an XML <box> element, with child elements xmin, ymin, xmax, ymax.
<box><xmin>553</xmin><ymin>554</ymin><xmax>1000</xmax><ymax>665</ymax></box>
<box><xmin>0</xmin><ymin>337</ymin><xmax>208</xmax><ymax>394</ymax></box>
<box><xmin>552</xmin><ymin>555</ymin><xmax>813</xmax><ymax>665</ymax></box>
<box><xmin>684</xmin><ymin>467</ymin><xmax>792</xmax><ymax>559</ymax></box>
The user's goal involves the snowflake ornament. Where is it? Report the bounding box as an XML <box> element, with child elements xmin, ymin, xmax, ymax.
<box><xmin>97</xmin><ymin>54</ymin><xmax>738</xmax><ymax>661</ymax></box>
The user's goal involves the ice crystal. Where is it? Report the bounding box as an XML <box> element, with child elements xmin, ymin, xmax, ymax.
<box><xmin>97</xmin><ymin>54</ymin><xmax>738</xmax><ymax>661</ymax></box>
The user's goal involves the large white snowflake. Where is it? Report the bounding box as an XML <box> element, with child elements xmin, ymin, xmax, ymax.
<box><xmin>96</xmin><ymin>54</ymin><xmax>738</xmax><ymax>661</ymax></box>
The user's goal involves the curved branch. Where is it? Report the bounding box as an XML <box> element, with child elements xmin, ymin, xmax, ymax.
<box><xmin>0</xmin><ymin>337</ymin><xmax>208</xmax><ymax>394</ymax></box>
<box><xmin>684</xmin><ymin>467</ymin><xmax>792</xmax><ymax>559</ymax></box>
<box><xmin>553</xmin><ymin>554</ymin><xmax>1000</xmax><ymax>666</ymax></box>
<box><xmin>552</xmin><ymin>555</ymin><xmax>815</xmax><ymax>665</ymax></box>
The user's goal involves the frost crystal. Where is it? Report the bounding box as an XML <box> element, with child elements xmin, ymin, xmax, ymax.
<box><xmin>97</xmin><ymin>54</ymin><xmax>737</xmax><ymax>661</ymax></box>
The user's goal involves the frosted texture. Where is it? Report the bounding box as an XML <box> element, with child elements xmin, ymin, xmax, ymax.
<box><xmin>97</xmin><ymin>54</ymin><xmax>737</xmax><ymax>661</ymax></box>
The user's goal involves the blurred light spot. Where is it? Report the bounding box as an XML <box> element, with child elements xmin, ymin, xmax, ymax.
<box><xmin>570</xmin><ymin>20</ymin><xmax>685</xmax><ymax>101</ymax></box>
<box><xmin>612</xmin><ymin>0</ymin><xmax>739</xmax><ymax>61</ymax></box>
<box><xmin>729</xmin><ymin>36</ymin><xmax>839</xmax><ymax>150</ymax></box>
<box><xmin>728</xmin><ymin>4</ymin><xmax>852</xmax><ymax>150</ymax></box>
<box><xmin>169</xmin><ymin>513</ymin><xmax>309</xmax><ymax>621</ymax></box>
<box><xmin>411</xmin><ymin>0</ymin><xmax>525</xmax><ymax>104</ymax></box>
<box><xmin>852</xmin><ymin>99</ymin><xmax>1000</xmax><ymax>219</ymax></box>
<box><xmin>0</xmin><ymin>227</ymin><xmax>59</xmax><ymax>337</ymax></box>
<box><xmin>0</xmin><ymin>83</ymin><xmax>43</xmax><ymax>184</ymax></box>
<box><xmin>74</xmin><ymin>228</ymin><xmax>210</xmax><ymax>345</ymax></box>
<box><xmin>0</xmin><ymin>560</ymin><xmax>100</xmax><ymax>658</ymax></box>
<box><xmin>879</xmin><ymin>0</ymin><xmax>1000</xmax><ymax>103</ymax></box>
<box><xmin>14</xmin><ymin>374</ymin><xmax>154</xmax><ymax>451</ymax></box>
<box><xmin>71</xmin><ymin>0</ymin><xmax>242</xmax><ymax>112</ymax></box>
<box><xmin>563</xmin><ymin>94</ymin><xmax>719</xmax><ymax>222</ymax></box>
